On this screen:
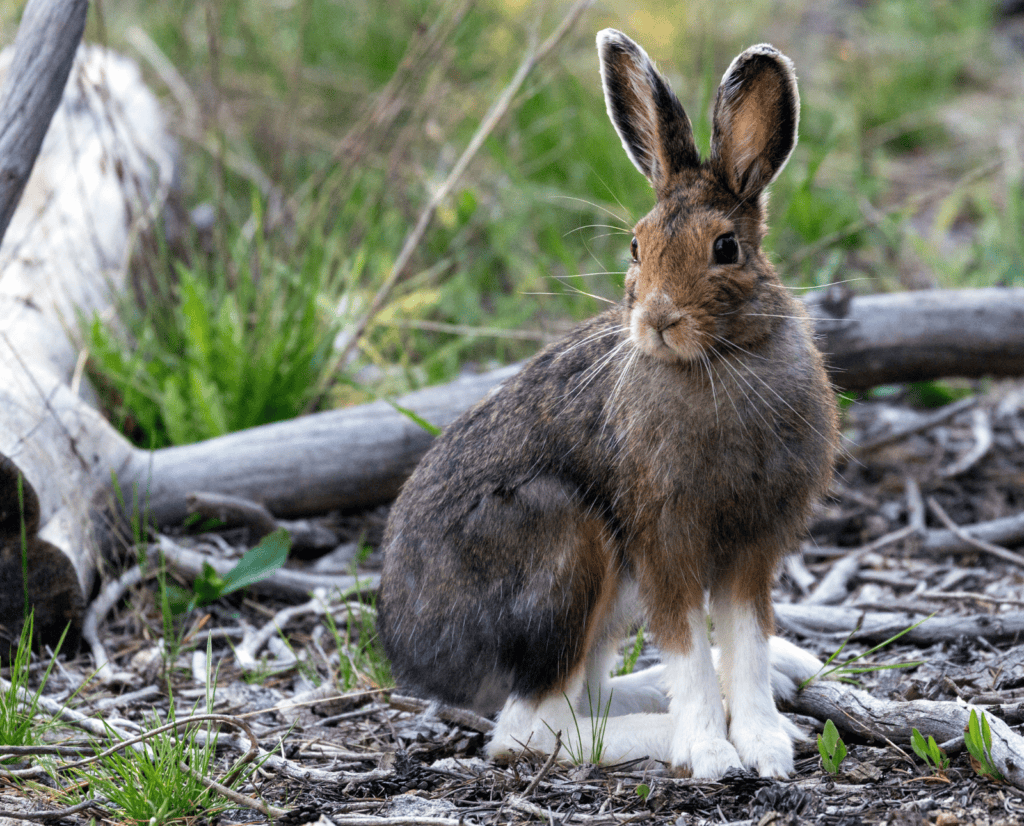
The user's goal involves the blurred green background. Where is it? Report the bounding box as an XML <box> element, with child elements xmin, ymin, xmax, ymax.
<box><xmin>2</xmin><ymin>0</ymin><xmax>1021</xmax><ymax>448</ymax></box>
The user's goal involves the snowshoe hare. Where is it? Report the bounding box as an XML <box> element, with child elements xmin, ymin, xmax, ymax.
<box><xmin>378</xmin><ymin>30</ymin><xmax>838</xmax><ymax>778</ymax></box>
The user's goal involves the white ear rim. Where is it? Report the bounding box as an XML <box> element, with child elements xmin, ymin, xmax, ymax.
<box><xmin>713</xmin><ymin>43</ymin><xmax>800</xmax><ymax>194</ymax></box>
<box><xmin>596</xmin><ymin>28</ymin><xmax>662</xmax><ymax>181</ymax></box>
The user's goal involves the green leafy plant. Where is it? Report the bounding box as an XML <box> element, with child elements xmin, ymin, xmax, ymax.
<box><xmin>87</xmin><ymin>198</ymin><xmax>343</xmax><ymax>449</ymax></box>
<box><xmin>74</xmin><ymin>707</ymin><xmax>230</xmax><ymax>823</ymax></box>
<box><xmin>635</xmin><ymin>782</ymin><xmax>651</xmax><ymax>801</ymax></box>
<box><xmin>817</xmin><ymin>719</ymin><xmax>848</xmax><ymax>775</ymax></box>
<box><xmin>910</xmin><ymin>727</ymin><xmax>950</xmax><ymax>778</ymax></box>
<box><xmin>326</xmin><ymin>593</ymin><xmax>393</xmax><ymax>692</ymax></box>
<box><xmin>965</xmin><ymin>708</ymin><xmax>1004</xmax><ymax>782</ymax></box>
<box><xmin>388</xmin><ymin>401</ymin><xmax>442</xmax><ymax>436</ymax></box>
<box><xmin>168</xmin><ymin>529</ymin><xmax>291</xmax><ymax>616</ymax></box>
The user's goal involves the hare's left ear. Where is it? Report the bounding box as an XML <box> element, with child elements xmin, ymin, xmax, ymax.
<box><xmin>710</xmin><ymin>44</ymin><xmax>799</xmax><ymax>201</ymax></box>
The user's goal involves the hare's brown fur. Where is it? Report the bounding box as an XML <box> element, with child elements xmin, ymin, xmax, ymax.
<box><xmin>378</xmin><ymin>30</ymin><xmax>838</xmax><ymax>776</ymax></box>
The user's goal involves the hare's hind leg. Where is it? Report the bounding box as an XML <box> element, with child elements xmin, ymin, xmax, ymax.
<box><xmin>489</xmin><ymin>666</ymin><xmax>672</xmax><ymax>764</ymax></box>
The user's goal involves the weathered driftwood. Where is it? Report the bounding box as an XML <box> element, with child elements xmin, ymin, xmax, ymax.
<box><xmin>127</xmin><ymin>366</ymin><xmax>521</xmax><ymax>525</ymax></box>
<box><xmin>807</xmin><ymin>287</ymin><xmax>1024</xmax><ymax>392</ymax></box>
<box><xmin>775</xmin><ymin>603</ymin><xmax>1024</xmax><ymax>644</ymax></box>
<box><xmin>0</xmin><ymin>25</ymin><xmax>174</xmax><ymax>648</ymax></box>
<box><xmin>789</xmin><ymin>679</ymin><xmax>1024</xmax><ymax>791</ymax></box>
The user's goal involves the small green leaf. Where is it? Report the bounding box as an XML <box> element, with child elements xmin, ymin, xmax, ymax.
<box><xmin>388</xmin><ymin>401</ymin><xmax>442</xmax><ymax>436</ymax></box>
<box><xmin>219</xmin><ymin>529</ymin><xmax>292</xmax><ymax>595</ymax></box>
<box><xmin>192</xmin><ymin>562</ymin><xmax>226</xmax><ymax>605</ymax></box>
<box><xmin>817</xmin><ymin>719</ymin><xmax>847</xmax><ymax>775</ymax></box>
<box><xmin>965</xmin><ymin>709</ymin><xmax>1004</xmax><ymax>781</ymax></box>
<box><xmin>911</xmin><ymin>728</ymin><xmax>928</xmax><ymax>761</ymax></box>
<box><xmin>635</xmin><ymin>783</ymin><xmax>650</xmax><ymax>801</ymax></box>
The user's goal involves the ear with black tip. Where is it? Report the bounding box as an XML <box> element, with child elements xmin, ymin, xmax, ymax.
<box><xmin>597</xmin><ymin>29</ymin><xmax>699</xmax><ymax>196</ymax></box>
<box><xmin>710</xmin><ymin>44</ymin><xmax>799</xmax><ymax>200</ymax></box>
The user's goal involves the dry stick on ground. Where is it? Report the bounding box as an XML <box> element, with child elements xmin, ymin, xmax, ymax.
<box><xmin>328</xmin><ymin>0</ymin><xmax>595</xmax><ymax>379</ymax></box>
<box><xmin>389</xmin><ymin>694</ymin><xmax>495</xmax><ymax>734</ymax></box>
<box><xmin>849</xmin><ymin>396</ymin><xmax>978</xmax><ymax>457</ymax></box>
<box><xmin>80</xmin><ymin>563</ymin><xmax>149</xmax><ymax>684</ymax></box>
<box><xmin>522</xmin><ymin>731</ymin><xmax>563</xmax><ymax>797</ymax></box>
<box><xmin>905</xmin><ymin>476</ymin><xmax>926</xmax><ymax>534</ymax></box>
<box><xmin>804</xmin><ymin>526</ymin><xmax>919</xmax><ymax>606</ymax></box>
<box><xmin>921</xmin><ymin>510</ymin><xmax>1024</xmax><ymax>556</ymax></box>
<box><xmin>926</xmin><ymin>497</ymin><xmax>1024</xmax><ymax>567</ymax></box>
<box><xmin>0</xmin><ymin>799</ymin><xmax>103</xmax><ymax>822</ymax></box>
<box><xmin>154</xmin><ymin>535</ymin><xmax>380</xmax><ymax>600</ymax></box>
<box><xmin>186</xmin><ymin>491</ymin><xmax>279</xmax><ymax>538</ymax></box>
<box><xmin>941</xmin><ymin>407</ymin><xmax>994</xmax><ymax>478</ymax></box>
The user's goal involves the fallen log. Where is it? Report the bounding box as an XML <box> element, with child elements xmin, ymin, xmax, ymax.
<box><xmin>774</xmin><ymin>603</ymin><xmax>1024</xmax><ymax>645</ymax></box>
<box><xmin>0</xmin><ymin>2</ymin><xmax>174</xmax><ymax>649</ymax></box>
<box><xmin>121</xmin><ymin>286</ymin><xmax>1024</xmax><ymax>520</ymax></box>
<box><xmin>790</xmin><ymin>679</ymin><xmax>1024</xmax><ymax>791</ymax></box>
<box><xmin>807</xmin><ymin>286</ymin><xmax>1024</xmax><ymax>392</ymax></box>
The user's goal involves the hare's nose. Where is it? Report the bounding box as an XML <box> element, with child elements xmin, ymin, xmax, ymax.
<box><xmin>641</xmin><ymin>291</ymin><xmax>683</xmax><ymax>332</ymax></box>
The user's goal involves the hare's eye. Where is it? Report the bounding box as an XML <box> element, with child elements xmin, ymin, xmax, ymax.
<box><xmin>713</xmin><ymin>232</ymin><xmax>739</xmax><ymax>265</ymax></box>
<box><xmin>630</xmin><ymin>236</ymin><xmax>639</xmax><ymax>263</ymax></box>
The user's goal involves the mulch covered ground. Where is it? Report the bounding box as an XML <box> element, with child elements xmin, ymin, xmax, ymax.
<box><xmin>5</xmin><ymin>379</ymin><xmax>1024</xmax><ymax>825</ymax></box>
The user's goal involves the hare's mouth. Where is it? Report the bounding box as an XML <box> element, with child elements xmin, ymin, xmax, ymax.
<box><xmin>630</xmin><ymin>308</ymin><xmax>705</xmax><ymax>363</ymax></box>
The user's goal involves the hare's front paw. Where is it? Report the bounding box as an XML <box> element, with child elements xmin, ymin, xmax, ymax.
<box><xmin>729</xmin><ymin>716</ymin><xmax>794</xmax><ymax>778</ymax></box>
<box><xmin>672</xmin><ymin>734</ymin><xmax>743</xmax><ymax>778</ymax></box>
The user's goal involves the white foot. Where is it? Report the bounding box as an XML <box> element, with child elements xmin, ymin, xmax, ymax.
<box><xmin>713</xmin><ymin>600</ymin><xmax>798</xmax><ymax>778</ymax></box>
<box><xmin>729</xmin><ymin>710</ymin><xmax>795</xmax><ymax>777</ymax></box>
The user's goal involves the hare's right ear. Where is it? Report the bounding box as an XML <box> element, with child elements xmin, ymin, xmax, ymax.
<box><xmin>597</xmin><ymin>29</ymin><xmax>699</xmax><ymax>196</ymax></box>
<box><xmin>709</xmin><ymin>44</ymin><xmax>799</xmax><ymax>201</ymax></box>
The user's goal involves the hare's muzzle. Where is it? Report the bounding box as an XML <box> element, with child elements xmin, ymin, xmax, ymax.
<box><xmin>630</xmin><ymin>294</ymin><xmax>704</xmax><ymax>363</ymax></box>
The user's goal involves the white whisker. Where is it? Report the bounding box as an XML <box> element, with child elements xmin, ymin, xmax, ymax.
<box><xmin>549</xmin><ymin>194</ymin><xmax>632</xmax><ymax>227</ymax></box>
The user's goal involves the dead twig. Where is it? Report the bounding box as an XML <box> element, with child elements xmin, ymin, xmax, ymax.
<box><xmin>926</xmin><ymin>497</ymin><xmax>1024</xmax><ymax>568</ymax></box>
<box><xmin>940</xmin><ymin>407</ymin><xmax>994</xmax><ymax>478</ymax></box>
<box><xmin>389</xmin><ymin>693</ymin><xmax>495</xmax><ymax>734</ymax></box>
<box><xmin>186</xmin><ymin>491</ymin><xmax>278</xmax><ymax>538</ymax></box>
<box><xmin>523</xmin><ymin>731</ymin><xmax>562</xmax><ymax>796</ymax></box>
<box><xmin>81</xmin><ymin>562</ymin><xmax>149</xmax><ymax>683</ymax></box>
<box><xmin>0</xmin><ymin>799</ymin><xmax>104</xmax><ymax>822</ymax></box>
<box><xmin>851</xmin><ymin>396</ymin><xmax>977</xmax><ymax>457</ymax></box>
<box><xmin>904</xmin><ymin>477</ymin><xmax>926</xmax><ymax>535</ymax></box>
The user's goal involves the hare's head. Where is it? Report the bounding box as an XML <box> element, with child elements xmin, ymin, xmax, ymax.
<box><xmin>597</xmin><ymin>30</ymin><xmax>799</xmax><ymax>364</ymax></box>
